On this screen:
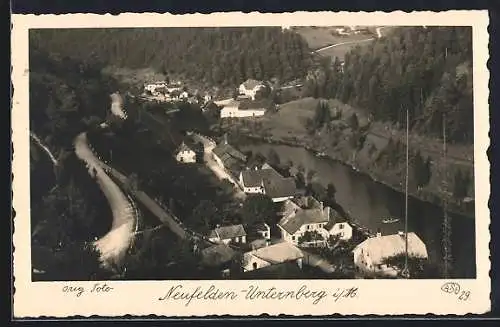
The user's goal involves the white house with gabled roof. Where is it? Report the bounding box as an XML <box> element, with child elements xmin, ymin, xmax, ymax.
<box><xmin>239</xmin><ymin>79</ymin><xmax>266</xmax><ymax>100</ymax></box>
<box><xmin>352</xmin><ymin>231</ymin><xmax>428</xmax><ymax>277</ymax></box>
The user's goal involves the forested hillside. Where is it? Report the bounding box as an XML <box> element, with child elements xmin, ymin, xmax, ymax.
<box><xmin>29</xmin><ymin>49</ymin><xmax>118</xmax><ymax>280</ymax></box>
<box><xmin>304</xmin><ymin>26</ymin><xmax>473</xmax><ymax>144</ymax></box>
<box><xmin>29</xmin><ymin>47</ymin><xmax>119</xmax><ymax>149</ymax></box>
<box><xmin>30</xmin><ymin>27</ymin><xmax>312</xmax><ymax>87</ymax></box>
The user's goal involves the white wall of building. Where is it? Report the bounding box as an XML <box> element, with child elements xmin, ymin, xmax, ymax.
<box><xmin>353</xmin><ymin>247</ymin><xmax>398</xmax><ymax>277</ymax></box>
<box><xmin>328</xmin><ymin>222</ymin><xmax>353</xmax><ymax>241</ymax></box>
<box><xmin>220</xmin><ymin>107</ymin><xmax>266</xmax><ymax>118</ymax></box>
<box><xmin>242</xmin><ymin>254</ymin><xmax>271</xmax><ymax>272</ymax></box>
<box><xmin>279</xmin><ymin>221</ymin><xmax>329</xmax><ymax>245</ymax></box>
<box><xmin>176</xmin><ymin>150</ymin><xmax>196</xmax><ymax>163</ymax></box>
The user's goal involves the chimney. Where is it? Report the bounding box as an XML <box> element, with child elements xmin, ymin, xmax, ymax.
<box><xmin>304</xmin><ymin>196</ymin><xmax>309</xmax><ymax>208</ymax></box>
<box><xmin>324</xmin><ymin>206</ymin><xmax>331</xmax><ymax>220</ymax></box>
<box><xmin>376</xmin><ymin>228</ymin><xmax>382</xmax><ymax>238</ymax></box>
<box><xmin>398</xmin><ymin>231</ymin><xmax>405</xmax><ymax>237</ymax></box>
<box><xmin>223</xmin><ymin>133</ymin><xmax>228</xmax><ymax>145</ymax></box>
<box><xmin>320</xmin><ymin>201</ymin><xmax>324</xmax><ymax>212</ymax></box>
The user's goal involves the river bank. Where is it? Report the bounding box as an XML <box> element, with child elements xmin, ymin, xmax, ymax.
<box><xmin>229</xmin><ymin>131</ymin><xmax>474</xmax><ymax>219</ymax></box>
<box><xmin>235</xmin><ymin>139</ymin><xmax>476</xmax><ymax>278</ymax></box>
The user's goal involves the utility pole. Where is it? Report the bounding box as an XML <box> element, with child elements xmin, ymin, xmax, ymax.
<box><xmin>442</xmin><ymin>113</ymin><xmax>452</xmax><ymax>278</ymax></box>
<box><xmin>401</xmin><ymin>108</ymin><xmax>410</xmax><ymax>279</ymax></box>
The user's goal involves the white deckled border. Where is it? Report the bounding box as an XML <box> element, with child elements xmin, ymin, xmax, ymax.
<box><xmin>12</xmin><ymin>10</ymin><xmax>490</xmax><ymax>317</ymax></box>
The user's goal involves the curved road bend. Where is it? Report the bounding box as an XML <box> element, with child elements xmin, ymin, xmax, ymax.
<box><xmin>110</xmin><ymin>92</ymin><xmax>127</xmax><ymax>119</ymax></box>
<box><xmin>74</xmin><ymin>132</ymin><xmax>137</xmax><ymax>269</ymax></box>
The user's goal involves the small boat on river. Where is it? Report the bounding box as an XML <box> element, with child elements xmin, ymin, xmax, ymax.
<box><xmin>382</xmin><ymin>217</ymin><xmax>400</xmax><ymax>224</ymax></box>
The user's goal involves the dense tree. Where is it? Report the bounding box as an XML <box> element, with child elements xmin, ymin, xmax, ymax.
<box><xmin>382</xmin><ymin>253</ymin><xmax>439</xmax><ymax>278</ymax></box>
<box><xmin>240</xmin><ymin>194</ymin><xmax>276</xmax><ymax>226</ymax></box>
<box><xmin>267</xmin><ymin>148</ymin><xmax>281</xmax><ymax>167</ymax></box>
<box><xmin>326</xmin><ymin>183</ymin><xmax>337</xmax><ymax>203</ymax></box>
<box><xmin>413</xmin><ymin>150</ymin><xmax>432</xmax><ymax>189</ymax></box>
<box><xmin>189</xmin><ymin>200</ymin><xmax>220</xmax><ymax>233</ymax></box>
<box><xmin>304</xmin><ymin>27</ymin><xmax>473</xmax><ymax>144</ymax></box>
<box><xmin>30</xmin><ymin>27</ymin><xmax>312</xmax><ymax>87</ymax></box>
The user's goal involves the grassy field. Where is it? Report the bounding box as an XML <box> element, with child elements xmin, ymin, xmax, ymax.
<box><xmin>292</xmin><ymin>26</ymin><xmax>398</xmax><ymax>61</ymax></box>
<box><xmin>291</xmin><ymin>26</ymin><xmax>377</xmax><ymax>50</ymax></box>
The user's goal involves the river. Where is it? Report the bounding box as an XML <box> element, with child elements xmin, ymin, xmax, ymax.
<box><xmin>240</xmin><ymin>143</ymin><xmax>476</xmax><ymax>278</ymax></box>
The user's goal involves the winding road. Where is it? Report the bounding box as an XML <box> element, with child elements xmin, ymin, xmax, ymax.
<box><xmin>73</xmin><ymin>93</ymin><xmax>137</xmax><ymax>269</ymax></box>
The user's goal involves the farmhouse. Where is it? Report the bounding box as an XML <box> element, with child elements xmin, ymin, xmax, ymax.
<box><xmin>277</xmin><ymin>202</ymin><xmax>330</xmax><ymax>245</ymax></box>
<box><xmin>323</xmin><ymin>212</ymin><xmax>353</xmax><ymax>241</ymax></box>
<box><xmin>208</xmin><ymin>224</ymin><xmax>247</xmax><ymax>245</ymax></box>
<box><xmin>254</xmin><ymin>222</ymin><xmax>271</xmax><ymax>240</ymax></box>
<box><xmin>239</xmin><ymin>166</ymin><xmax>297</xmax><ymax>202</ymax></box>
<box><xmin>212</xmin><ymin>140</ymin><xmax>247</xmax><ymax>177</ymax></box>
<box><xmin>174</xmin><ymin>141</ymin><xmax>197</xmax><ymax>163</ymax></box>
<box><xmin>219</xmin><ymin>99</ymin><xmax>266</xmax><ymax>118</ymax></box>
<box><xmin>352</xmin><ymin>232</ymin><xmax>429</xmax><ymax>277</ymax></box>
<box><xmin>242</xmin><ymin>241</ymin><xmax>303</xmax><ymax>272</ymax></box>
<box><xmin>239</xmin><ymin>79</ymin><xmax>266</xmax><ymax>100</ymax></box>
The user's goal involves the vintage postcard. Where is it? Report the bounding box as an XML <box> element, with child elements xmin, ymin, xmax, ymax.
<box><xmin>12</xmin><ymin>10</ymin><xmax>490</xmax><ymax>317</ymax></box>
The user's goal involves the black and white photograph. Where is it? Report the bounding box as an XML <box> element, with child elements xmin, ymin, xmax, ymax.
<box><xmin>12</xmin><ymin>11</ymin><xmax>490</xmax><ymax>317</ymax></box>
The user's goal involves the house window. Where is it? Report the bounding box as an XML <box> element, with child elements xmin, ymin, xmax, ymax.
<box><xmin>307</xmin><ymin>225</ymin><xmax>310</xmax><ymax>230</ymax></box>
<box><xmin>253</xmin><ymin>262</ymin><xmax>258</xmax><ymax>270</ymax></box>
<box><xmin>292</xmin><ymin>236</ymin><xmax>296</xmax><ymax>241</ymax></box>
<box><xmin>339</xmin><ymin>224</ymin><xmax>344</xmax><ymax>230</ymax></box>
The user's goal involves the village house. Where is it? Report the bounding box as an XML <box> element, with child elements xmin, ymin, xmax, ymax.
<box><xmin>352</xmin><ymin>231</ymin><xmax>429</xmax><ymax>277</ymax></box>
<box><xmin>277</xmin><ymin>201</ymin><xmax>330</xmax><ymax>245</ymax></box>
<box><xmin>219</xmin><ymin>99</ymin><xmax>266</xmax><ymax>118</ymax></box>
<box><xmin>174</xmin><ymin>141</ymin><xmax>197</xmax><ymax>163</ymax></box>
<box><xmin>239</xmin><ymin>166</ymin><xmax>296</xmax><ymax>202</ymax></box>
<box><xmin>144</xmin><ymin>81</ymin><xmax>167</xmax><ymax>94</ymax></box>
<box><xmin>208</xmin><ymin>224</ymin><xmax>247</xmax><ymax>245</ymax></box>
<box><xmin>242</xmin><ymin>241</ymin><xmax>303</xmax><ymax>272</ymax></box>
<box><xmin>200</xmin><ymin>243</ymin><xmax>238</xmax><ymax>278</ymax></box>
<box><xmin>323</xmin><ymin>213</ymin><xmax>353</xmax><ymax>241</ymax></box>
<box><xmin>254</xmin><ymin>222</ymin><xmax>271</xmax><ymax>240</ymax></box>
<box><xmin>212</xmin><ymin>139</ymin><xmax>248</xmax><ymax>178</ymax></box>
<box><xmin>239</xmin><ymin>79</ymin><xmax>266</xmax><ymax>100</ymax></box>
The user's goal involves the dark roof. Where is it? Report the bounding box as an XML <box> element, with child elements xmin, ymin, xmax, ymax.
<box><xmin>278</xmin><ymin>208</ymin><xmax>329</xmax><ymax>234</ymax></box>
<box><xmin>239</xmin><ymin>98</ymin><xmax>271</xmax><ymax>110</ymax></box>
<box><xmin>176</xmin><ymin>141</ymin><xmax>194</xmax><ymax>153</ymax></box>
<box><xmin>241</xmin><ymin>168</ymin><xmax>282</xmax><ymax>188</ymax></box>
<box><xmin>201</xmin><ymin>244</ymin><xmax>237</xmax><ymax>267</ymax></box>
<box><xmin>263</xmin><ymin>177</ymin><xmax>297</xmax><ymax>199</ymax></box>
<box><xmin>208</xmin><ymin>224</ymin><xmax>247</xmax><ymax>240</ymax></box>
<box><xmin>242</xmin><ymin>79</ymin><xmax>264</xmax><ymax>90</ymax></box>
<box><xmin>213</xmin><ymin>143</ymin><xmax>247</xmax><ymax>163</ymax></box>
<box><xmin>243</xmin><ymin>241</ymin><xmax>303</xmax><ymax>266</ymax></box>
